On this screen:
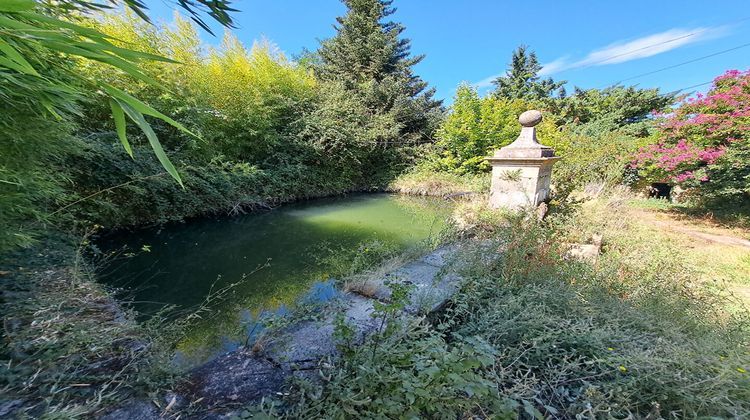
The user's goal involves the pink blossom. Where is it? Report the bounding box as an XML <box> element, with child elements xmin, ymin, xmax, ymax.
<box><xmin>674</xmin><ymin>171</ymin><xmax>694</xmax><ymax>182</ymax></box>
<box><xmin>633</xmin><ymin>68</ymin><xmax>748</xmax><ymax>189</ymax></box>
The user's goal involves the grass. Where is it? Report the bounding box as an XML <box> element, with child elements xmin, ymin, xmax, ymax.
<box><xmin>627</xmin><ymin>198</ymin><xmax>750</xmax><ymax>285</ymax></box>
<box><xmin>625</xmin><ymin>197</ymin><xmax>750</xmax><ymax>310</ymax></box>
<box><xmin>389</xmin><ymin>168</ymin><xmax>489</xmax><ymax>197</ymax></box>
<box><xmin>0</xmin><ymin>235</ymin><xmax>178</xmax><ymax>418</ymax></box>
<box><xmin>628</xmin><ymin>197</ymin><xmax>750</xmax><ymax>233</ymax></box>
<box><xmin>250</xmin><ymin>191</ymin><xmax>750</xmax><ymax>418</ymax></box>
<box><xmin>5</xmin><ymin>189</ymin><xmax>749</xmax><ymax>418</ymax></box>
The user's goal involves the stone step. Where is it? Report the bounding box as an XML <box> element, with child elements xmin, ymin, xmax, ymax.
<box><xmin>145</xmin><ymin>245</ymin><xmax>464</xmax><ymax>414</ymax></box>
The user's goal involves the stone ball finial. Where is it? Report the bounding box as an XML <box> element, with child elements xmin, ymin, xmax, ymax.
<box><xmin>519</xmin><ymin>110</ymin><xmax>543</xmax><ymax>127</ymax></box>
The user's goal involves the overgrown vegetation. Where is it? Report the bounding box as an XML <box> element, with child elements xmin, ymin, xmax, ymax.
<box><xmin>396</xmin><ymin>45</ymin><xmax>673</xmax><ymax>196</ymax></box>
<box><xmin>389</xmin><ymin>167</ymin><xmax>489</xmax><ymax>196</ymax></box>
<box><xmin>254</xmin><ymin>193</ymin><xmax>750</xmax><ymax>418</ymax></box>
<box><xmin>3</xmin><ymin>0</ymin><xmax>750</xmax><ymax>417</ymax></box>
<box><xmin>0</xmin><ymin>236</ymin><xmax>180</xmax><ymax>417</ymax></box>
<box><xmin>1</xmin><ymin>0</ymin><xmax>441</xmax><ymax>252</ymax></box>
<box><xmin>2</xmin><ymin>0</ymin><xmax>444</xmax><ymax>415</ymax></box>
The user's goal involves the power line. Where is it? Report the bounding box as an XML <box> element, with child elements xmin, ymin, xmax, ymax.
<box><xmin>585</xmin><ymin>30</ymin><xmax>709</xmax><ymax>67</ymax></box>
<box><xmin>604</xmin><ymin>42</ymin><xmax>750</xmax><ymax>87</ymax></box>
<box><xmin>674</xmin><ymin>80</ymin><xmax>713</xmax><ymax>92</ymax></box>
<box><xmin>552</xmin><ymin>15</ymin><xmax>750</xmax><ymax>75</ymax></box>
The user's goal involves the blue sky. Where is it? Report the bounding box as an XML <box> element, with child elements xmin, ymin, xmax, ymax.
<box><xmin>147</xmin><ymin>0</ymin><xmax>750</xmax><ymax>103</ymax></box>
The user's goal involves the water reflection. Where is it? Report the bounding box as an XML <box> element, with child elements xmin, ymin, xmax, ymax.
<box><xmin>98</xmin><ymin>194</ymin><xmax>450</xmax><ymax>363</ymax></box>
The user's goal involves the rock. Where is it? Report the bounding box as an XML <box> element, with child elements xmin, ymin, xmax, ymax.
<box><xmin>264</xmin><ymin>294</ymin><xmax>379</xmax><ymax>364</ymax></box>
<box><xmin>186</xmin><ymin>294</ymin><xmax>383</xmax><ymax>409</ymax></box>
<box><xmin>0</xmin><ymin>399</ymin><xmax>25</xmax><ymax>418</ymax></box>
<box><xmin>536</xmin><ymin>202</ymin><xmax>548</xmax><ymax>221</ymax></box>
<box><xmin>419</xmin><ymin>245</ymin><xmax>457</xmax><ymax>267</ymax></box>
<box><xmin>186</xmin><ymin>351</ymin><xmax>287</xmax><ymax>409</ymax></box>
<box><xmin>351</xmin><ymin>250</ymin><xmax>463</xmax><ymax>315</ymax></box>
<box><xmin>566</xmin><ymin>234</ymin><xmax>603</xmax><ymax>262</ymax></box>
<box><xmin>171</xmin><ymin>245</ymin><xmax>464</xmax><ymax>414</ymax></box>
<box><xmin>162</xmin><ymin>392</ymin><xmax>182</xmax><ymax>413</ymax></box>
<box><xmin>264</xmin><ymin>318</ymin><xmax>337</xmax><ymax>366</ymax></box>
<box><xmin>390</xmin><ymin>261</ymin><xmax>458</xmax><ymax>314</ymax></box>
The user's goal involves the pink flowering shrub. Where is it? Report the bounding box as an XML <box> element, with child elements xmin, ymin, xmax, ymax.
<box><xmin>632</xmin><ymin>69</ymin><xmax>750</xmax><ymax>203</ymax></box>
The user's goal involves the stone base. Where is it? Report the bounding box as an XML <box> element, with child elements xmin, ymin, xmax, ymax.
<box><xmin>487</xmin><ymin>157</ymin><xmax>559</xmax><ymax>210</ymax></box>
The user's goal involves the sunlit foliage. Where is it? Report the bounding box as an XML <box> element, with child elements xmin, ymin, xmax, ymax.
<box><xmin>429</xmin><ymin>84</ymin><xmax>560</xmax><ymax>174</ymax></box>
<box><xmin>632</xmin><ymin>69</ymin><xmax>750</xmax><ymax>204</ymax></box>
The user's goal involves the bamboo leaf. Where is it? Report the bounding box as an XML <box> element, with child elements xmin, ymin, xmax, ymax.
<box><xmin>103</xmin><ymin>84</ymin><xmax>198</xmax><ymax>138</ymax></box>
<box><xmin>39</xmin><ymin>98</ymin><xmax>62</xmax><ymax>120</ymax></box>
<box><xmin>95</xmin><ymin>54</ymin><xmax>162</xmax><ymax>85</ymax></box>
<box><xmin>16</xmin><ymin>12</ymin><xmax>111</xmax><ymax>40</ymax></box>
<box><xmin>89</xmin><ymin>42</ymin><xmax>178</xmax><ymax>64</ymax></box>
<box><xmin>0</xmin><ymin>0</ymin><xmax>34</xmax><ymax>12</ymax></box>
<box><xmin>109</xmin><ymin>99</ymin><xmax>132</xmax><ymax>157</ymax></box>
<box><xmin>119</xmin><ymin>101</ymin><xmax>183</xmax><ymax>186</ymax></box>
<box><xmin>0</xmin><ymin>55</ymin><xmax>34</xmax><ymax>74</ymax></box>
<box><xmin>0</xmin><ymin>38</ymin><xmax>38</xmax><ymax>75</ymax></box>
<box><xmin>40</xmin><ymin>40</ymin><xmax>162</xmax><ymax>86</ymax></box>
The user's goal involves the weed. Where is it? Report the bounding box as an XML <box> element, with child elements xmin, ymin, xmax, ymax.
<box><xmin>390</xmin><ymin>168</ymin><xmax>489</xmax><ymax>197</ymax></box>
<box><xmin>0</xmin><ymin>236</ymin><xmax>179</xmax><ymax>417</ymax></box>
<box><xmin>254</xmin><ymin>191</ymin><xmax>750</xmax><ymax>418</ymax></box>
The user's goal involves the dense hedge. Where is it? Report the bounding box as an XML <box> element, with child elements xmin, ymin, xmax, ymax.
<box><xmin>1</xmin><ymin>2</ymin><xmax>440</xmax><ymax>251</ymax></box>
<box><xmin>65</xmin><ymin>136</ymin><xmax>367</xmax><ymax>228</ymax></box>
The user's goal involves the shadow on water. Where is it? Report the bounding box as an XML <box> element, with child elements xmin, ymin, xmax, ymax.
<box><xmin>96</xmin><ymin>193</ymin><xmax>451</xmax><ymax>363</ymax></box>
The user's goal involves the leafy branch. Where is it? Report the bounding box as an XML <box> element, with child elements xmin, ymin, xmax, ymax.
<box><xmin>0</xmin><ymin>0</ymin><xmax>233</xmax><ymax>184</ymax></box>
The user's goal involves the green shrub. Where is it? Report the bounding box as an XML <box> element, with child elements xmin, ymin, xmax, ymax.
<box><xmin>62</xmin><ymin>136</ymin><xmax>358</xmax><ymax>228</ymax></box>
<box><xmin>430</xmin><ymin>85</ymin><xmax>561</xmax><ymax>174</ymax></box>
<box><xmin>0</xmin><ymin>108</ymin><xmax>78</xmax><ymax>252</ymax></box>
<box><xmin>424</xmin><ymin>81</ymin><xmax>672</xmax><ymax>197</ymax></box>
<box><xmin>551</xmin><ymin>127</ymin><xmax>655</xmax><ymax>197</ymax></box>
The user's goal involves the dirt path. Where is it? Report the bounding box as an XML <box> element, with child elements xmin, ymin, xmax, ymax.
<box><xmin>631</xmin><ymin>206</ymin><xmax>750</xmax><ymax>303</ymax></box>
<box><xmin>633</xmin><ymin>208</ymin><xmax>750</xmax><ymax>249</ymax></box>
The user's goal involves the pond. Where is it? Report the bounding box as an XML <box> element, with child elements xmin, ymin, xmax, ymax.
<box><xmin>97</xmin><ymin>193</ymin><xmax>452</xmax><ymax>363</ymax></box>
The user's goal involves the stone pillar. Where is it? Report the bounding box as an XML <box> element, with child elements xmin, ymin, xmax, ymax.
<box><xmin>485</xmin><ymin>110</ymin><xmax>560</xmax><ymax>210</ymax></box>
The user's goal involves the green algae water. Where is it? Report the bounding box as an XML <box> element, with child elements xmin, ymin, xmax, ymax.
<box><xmin>98</xmin><ymin>194</ymin><xmax>451</xmax><ymax>363</ymax></box>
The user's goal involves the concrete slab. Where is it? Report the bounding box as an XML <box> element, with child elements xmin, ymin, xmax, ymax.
<box><xmin>185</xmin><ymin>350</ymin><xmax>287</xmax><ymax>409</ymax></box>
<box><xmin>172</xmin><ymin>245</ymin><xmax>465</xmax><ymax>412</ymax></box>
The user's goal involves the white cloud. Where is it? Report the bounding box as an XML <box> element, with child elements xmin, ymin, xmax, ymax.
<box><xmin>473</xmin><ymin>25</ymin><xmax>730</xmax><ymax>85</ymax></box>
<box><xmin>472</xmin><ymin>74</ymin><xmax>499</xmax><ymax>89</ymax></box>
<box><xmin>538</xmin><ymin>56</ymin><xmax>570</xmax><ymax>76</ymax></box>
<box><xmin>539</xmin><ymin>25</ymin><xmax>728</xmax><ymax>75</ymax></box>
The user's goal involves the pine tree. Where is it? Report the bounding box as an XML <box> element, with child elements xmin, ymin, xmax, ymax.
<box><xmin>493</xmin><ymin>45</ymin><xmax>565</xmax><ymax>100</ymax></box>
<box><xmin>315</xmin><ymin>0</ymin><xmax>442</xmax><ymax>145</ymax></box>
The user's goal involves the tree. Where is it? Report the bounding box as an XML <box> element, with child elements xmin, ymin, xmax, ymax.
<box><xmin>315</xmin><ymin>0</ymin><xmax>443</xmax><ymax>149</ymax></box>
<box><xmin>433</xmin><ymin>84</ymin><xmax>561</xmax><ymax>174</ymax></box>
<box><xmin>318</xmin><ymin>0</ymin><xmax>416</xmax><ymax>85</ymax></box>
<box><xmin>631</xmin><ymin>69</ymin><xmax>750</xmax><ymax>204</ymax></box>
<box><xmin>549</xmin><ymin>85</ymin><xmax>674</xmax><ymax>136</ymax></box>
<box><xmin>492</xmin><ymin>45</ymin><xmax>565</xmax><ymax>100</ymax></box>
